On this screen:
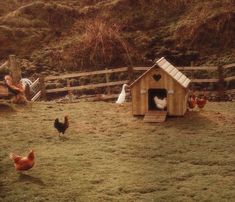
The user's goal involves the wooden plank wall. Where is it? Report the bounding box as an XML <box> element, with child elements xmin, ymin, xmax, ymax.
<box><xmin>131</xmin><ymin>68</ymin><xmax>187</xmax><ymax>116</ymax></box>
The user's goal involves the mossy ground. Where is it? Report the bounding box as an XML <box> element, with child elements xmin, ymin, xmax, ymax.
<box><xmin>0</xmin><ymin>101</ymin><xmax>235</xmax><ymax>201</ymax></box>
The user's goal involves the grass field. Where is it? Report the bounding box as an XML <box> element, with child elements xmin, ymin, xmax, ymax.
<box><xmin>0</xmin><ymin>101</ymin><xmax>235</xmax><ymax>202</ymax></box>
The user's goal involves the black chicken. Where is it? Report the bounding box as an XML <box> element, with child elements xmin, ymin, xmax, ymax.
<box><xmin>54</xmin><ymin>116</ymin><xmax>69</xmax><ymax>136</ymax></box>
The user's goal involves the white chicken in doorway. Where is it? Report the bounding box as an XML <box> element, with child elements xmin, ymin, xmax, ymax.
<box><xmin>154</xmin><ymin>96</ymin><xmax>167</xmax><ymax>110</ymax></box>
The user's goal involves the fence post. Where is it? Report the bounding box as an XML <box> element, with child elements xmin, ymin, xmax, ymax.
<box><xmin>67</xmin><ymin>79</ymin><xmax>73</xmax><ymax>102</ymax></box>
<box><xmin>190</xmin><ymin>61</ymin><xmax>195</xmax><ymax>90</ymax></box>
<box><xmin>128</xmin><ymin>66</ymin><xmax>133</xmax><ymax>83</ymax></box>
<box><xmin>105</xmin><ymin>68</ymin><xmax>111</xmax><ymax>95</ymax></box>
<box><xmin>39</xmin><ymin>75</ymin><xmax>46</xmax><ymax>100</ymax></box>
<box><xmin>218</xmin><ymin>65</ymin><xmax>225</xmax><ymax>100</ymax></box>
<box><xmin>9</xmin><ymin>55</ymin><xmax>21</xmax><ymax>84</ymax></box>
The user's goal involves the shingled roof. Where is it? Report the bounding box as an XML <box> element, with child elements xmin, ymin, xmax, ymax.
<box><xmin>130</xmin><ymin>57</ymin><xmax>191</xmax><ymax>88</ymax></box>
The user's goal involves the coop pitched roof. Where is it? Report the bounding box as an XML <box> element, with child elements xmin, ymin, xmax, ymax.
<box><xmin>130</xmin><ymin>57</ymin><xmax>191</xmax><ymax>88</ymax></box>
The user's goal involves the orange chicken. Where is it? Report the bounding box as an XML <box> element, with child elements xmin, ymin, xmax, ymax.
<box><xmin>10</xmin><ymin>149</ymin><xmax>35</xmax><ymax>171</ymax></box>
<box><xmin>188</xmin><ymin>95</ymin><xmax>197</xmax><ymax>109</ymax></box>
<box><xmin>196</xmin><ymin>96</ymin><xmax>207</xmax><ymax>109</ymax></box>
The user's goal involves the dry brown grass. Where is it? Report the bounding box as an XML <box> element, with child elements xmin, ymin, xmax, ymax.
<box><xmin>0</xmin><ymin>1</ymin><xmax>79</xmax><ymax>60</ymax></box>
<box><xmin>0</xmin><ymin>101</ymin><xmax>235</xmax><ymax>201</ymax></box>
<box><xmin>173</xmin><ymin>1</ymin><xmax>235</xmax><ymax>49</ymax></box>
<box><xmin>29</xmin><ymin>17</ymin><xmax>138</xmax><ymax>72</ymax></box>
<box><xmin>68</xmin><ymin>18</ymin><xmax>133</xmax><ymax>70</ymax></box>
<box><xmin>0</xmin><ymin>0</ymin><xmax>22</xmax><ymax>17</ymax></box>
<box><xmin>1</xmin><ymin>2</ymin><xmax>78</xmax><ymax>30</ymax></box>
<box><xmin>1</xmin><ymin>0</ymin><xmax>235</xmax><ymax>69</ymax></box>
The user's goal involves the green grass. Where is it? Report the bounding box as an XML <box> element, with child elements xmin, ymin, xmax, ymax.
<box><xmin>0</xmin><ymin>101</ymin><xmax>235</xmax><ymax>201</ymax></box>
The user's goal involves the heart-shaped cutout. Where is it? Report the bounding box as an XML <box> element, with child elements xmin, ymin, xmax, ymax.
<box><xmin>152</xmin><ymin>74</ymin><xmax>161</xmax><ymax>81</ymax></box>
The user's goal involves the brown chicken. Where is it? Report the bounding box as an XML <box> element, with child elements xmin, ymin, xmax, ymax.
<box><xmin>188</xmin><ymin>95</ymin><xmax>197</xmax><ymax>109</ymax></box>
<box><xmin>54</xmin><ymin>116</ymin><xmax>69</xmax><ymax>136</ymax></box>
<box><xmin>10</xmin><ymin>149</ymin><xmax>35</xmax><ymax>171</ymax></box>
<box><xmin>196</xmin><ymin>96</ymin><xmax>207</xmax><ymax>109</ymax></box>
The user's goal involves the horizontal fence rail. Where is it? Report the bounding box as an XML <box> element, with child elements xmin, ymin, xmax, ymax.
<box><xmin>224</xmin><ymin>76</ymin><xmax>235</xmax><ymax>82</ymax></box>
<box><xmin>46</xmin><ymin>80</ymin><xmax>129</xmax><ymax>93</ymax></box>
<box><xmin>133</xmin><ymin>66</ymin><xmax>219</xmax><ymax>71</ymax></box>
<box><xmin>223</xmin><ymin>63</ymin><xmax>235</xmax><ymax>69</ymax></box>
<box><xmin>45</xmin><ymin>67</ymin><xmax>128</xmax><ymax>81</ymax></box>
<box><xmin>191</xmin><ymin>78</ymin><xmax>219</xmax><ymax>83</ymax></box>
<box><xmin>177</xmin><ymin>66</ymin><xmax>218</xmax><ymax>71</ymax></box>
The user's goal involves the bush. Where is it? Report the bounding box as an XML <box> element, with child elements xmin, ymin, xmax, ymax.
<box><xmin>65</xmin><ymin>18</ymin><xmax>133</xmax><ymax>70</ymax></box>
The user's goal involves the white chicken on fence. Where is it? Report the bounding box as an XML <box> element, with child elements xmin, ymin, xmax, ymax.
<box><xmin>20</xmin><ymin>78</ymin><xmax>33</xmax><ymax>90</ymax></box>
<box><xmin>154</xmin><ymin>96</ymin><xmax>167</xmax><ymax>110</ymax></box>
<box><xmin>116</xmin><ymin>84</ymin><xmax>128</xmax><ymax>104</ymax></box>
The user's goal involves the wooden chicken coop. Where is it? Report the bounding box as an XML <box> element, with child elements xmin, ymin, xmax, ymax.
<box><xmin>130</xmin><ymin>57</ymin><xmax>191</xmax><ymax>122</ymax></box>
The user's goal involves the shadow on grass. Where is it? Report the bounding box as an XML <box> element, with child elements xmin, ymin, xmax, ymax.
<box><xmin>165</xmin><ymin>111</ymin><xmax>217</xmax><ymax>131</ymax></box>
<box><xmin>0</xmin><ymin>103</ymin><xmax>17</xmax><ymax>114</ymax></box>
<box><xmin>59</xmin><ymin>136</ymin><xmax>69</xmax><ymax>141</ymax></box>
<box><xmin>18</xmin><ymin>173</ymin><xmax>45</xmax><ymax>186</ymax></box>
<box><xmin>134</xmin><ymin>111</ymin><xmax>215</xmax><ymax>130</ymax></box>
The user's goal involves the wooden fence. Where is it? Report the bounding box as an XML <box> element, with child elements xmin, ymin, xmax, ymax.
<box><xmin>30</xmin><ymin>78</ymin><xmax>41</xmax><ymax>101</ymax></box>
<box><xmin>37</xmin><ymin>63</ymin><xmax>235</xmax><ymax>101</ymax></box>
<box><xmin>2</xmin><ymin>55</ymin><xmax>233</xmax><ymax>102</ymax></box>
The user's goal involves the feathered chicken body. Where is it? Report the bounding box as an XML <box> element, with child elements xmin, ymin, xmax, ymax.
<box><xmin>20</xmin><ymin>78</ymin><xmax>32</xmax><ymax>89</ymax></box>
<box><xmin>196</xmin><ymin>96</ymin><xmax>207</xmax><ymax>109</ymax></box>
<box><xmin>116</xmin><ymin>84</ymin><xmax>128</xmax><ymax>104</ymax></box>
<box><xmin>10</xmin><ymin>149</ymin><xmax>35</xmax><ymax>171</ymax></box>
<box><xmin>188</xmin><ymin>95</ymin><xmax>197</xmax><ymax>109</ymax></box>
<box><xmin>154</xmin><ymin>96</ymin><xmax>167</xmax><ymax>110</ymax></box>
<box><xmin>54</xmin><ymin>116</ymin><xmax>69</xmax><ymax>135</ymax></box>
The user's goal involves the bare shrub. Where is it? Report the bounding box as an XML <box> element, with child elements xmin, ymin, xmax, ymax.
<box><xmin>65</xmin><ymin>18</ymin><xmax>134</xmax><ymax>70</ymax></box>
<box><xmin>174</xmin><ymin>1</ymin><xmax>235</xmax><ymax>49</ymax></box>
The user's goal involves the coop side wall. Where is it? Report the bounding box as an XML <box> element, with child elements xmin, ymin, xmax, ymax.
<box><xmin>131</xmin><ymin>78</ymin><xmax>147</xmax><ymax>115</ymax></box>
<box><xmin>167</xmin><ymin>83</ymin><xmax>188</xmax><ymax>116</ymax></box>
<box><xmin>131</xmin><ymin>68</ymin><xmax>188</xmax><ymax>116</ymax></box>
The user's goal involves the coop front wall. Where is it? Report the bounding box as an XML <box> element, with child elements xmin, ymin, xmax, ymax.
<box><xmin>131</xmin><ymin>68</ymin><xmax>188</xmax><ymax>116</ymax></box>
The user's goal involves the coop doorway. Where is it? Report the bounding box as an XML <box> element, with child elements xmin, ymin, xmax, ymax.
<box><xmin>148</xmin><ymin>89</ymin><xmax>167</xmax><ymax>111</ymax></box>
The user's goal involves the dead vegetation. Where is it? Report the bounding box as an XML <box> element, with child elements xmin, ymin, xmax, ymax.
<box><xmin>0</xmin><ymin>0</ymin><xmax>235</xmax><ymax>73</ymax></box>
<box><xmin>0</xmin><ymin>1</ymin><xmax>79</xmax><ymax>59</ymax></box>
<box><xmin>64</xmin><ymin>19</ymin><xmax>134</xmax><ymax>70</ymax></box>
<box><xmin>174</xmin><ymin>1</ymin><xmax>235</xmax><ymax>50</ymax></box>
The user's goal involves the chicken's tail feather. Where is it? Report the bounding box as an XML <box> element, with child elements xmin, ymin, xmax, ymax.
<box><xmin>64</xmin><ymin>116</ymin><xmax>69</xmax><ymax>128</ymax></box>
<box><xmin>27</xmin><ymin>150</ymin><xmax>35</xmax><ymax>160</ymax></box>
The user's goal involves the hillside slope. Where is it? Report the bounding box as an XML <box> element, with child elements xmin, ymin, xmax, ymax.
<box><xmin>0</xmin><ymin>0</ymin><xmax>234</xmax><ymax>76</ymax></box>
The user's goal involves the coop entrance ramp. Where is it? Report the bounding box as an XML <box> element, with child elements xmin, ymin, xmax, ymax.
<box><xmin>143</xmin><ymin>110</ymin><xmax>167</xmax><ymax>123</ymax></box>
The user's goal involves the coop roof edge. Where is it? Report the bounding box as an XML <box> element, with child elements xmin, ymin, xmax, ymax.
<box><xmin>129</xmin><ymin>57</ymin><xmax>191</xmax><ymax>88</ymax></box>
